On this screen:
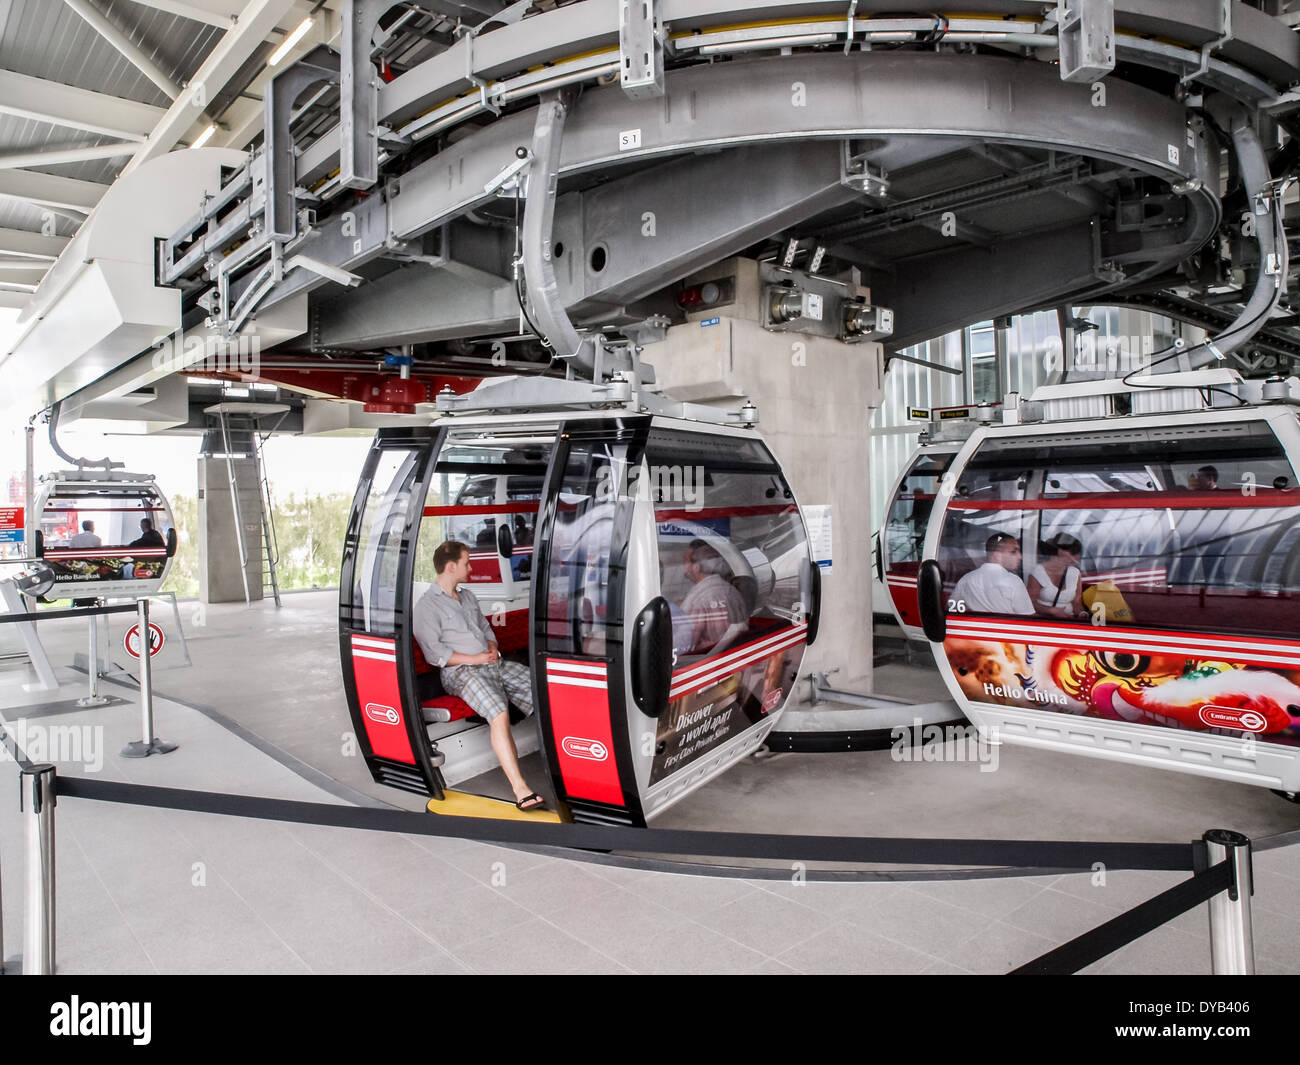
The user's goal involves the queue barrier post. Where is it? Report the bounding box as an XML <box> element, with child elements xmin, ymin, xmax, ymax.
<box><xmin>20</xmin><ymin>763</ymin><xmax>55</xmax><ymax>975</ymax></box>
<box><xmin>121</xmin><ymin>597</ymin><xmax>177</xmax><ymax>758</ymax></box>
<box><xmin>1204</xmin><ymin>829</ymin><xmax>1255</xmax><ymax>975</ymax></box>
<box><xmin>75</xmin><ymin>607</ymin><xmax>109</xmax><ymax>708</ymax></box>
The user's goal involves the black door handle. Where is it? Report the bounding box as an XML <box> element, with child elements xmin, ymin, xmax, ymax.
<box><xmin>631</xmin><ymin>597</ymin><xmax>673</xmax><ymax>718</ymax></box>
<box><xmin>805</xmin><ymin>558</ymin><xmax>821</xmax><ymax>646</ymax></box>
<box><xmin>918</xmin><ymin>559</ymin><xmax>946</xmax><ymax>642</ymax></box>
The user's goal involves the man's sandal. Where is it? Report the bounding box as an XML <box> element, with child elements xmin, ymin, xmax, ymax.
<box><xmin>514</xmin><ymin>792</ymin><xmax>546</xmax><ymax>811</ymax></box>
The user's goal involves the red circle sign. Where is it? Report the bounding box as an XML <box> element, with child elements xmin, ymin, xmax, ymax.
<box><xmin>124</xmin><ymin>622</ymin><xmax>165</xmax><ymax>659</ymax></box>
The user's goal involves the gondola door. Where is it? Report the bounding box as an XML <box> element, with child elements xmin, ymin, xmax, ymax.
<box><xmin>533</xmin><ymin>419</ymin><xmax>814</xmax><ymax>825</ymax></box>
<box><xmin>881</xmin><ymin>445</ymin><xmax>957</xmax><ymax>639</ymax></box>
<box><xmin>340</xmin><ymin>427</ymin><xmax>442</xmax><ymax>796</ymax></box>
<box><xmin>532</xmin><ymin>420</ymin><xmax>648</xmax><ymax>825</ymax></box>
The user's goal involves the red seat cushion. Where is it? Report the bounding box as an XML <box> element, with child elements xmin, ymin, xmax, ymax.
<box><xmin>421</xmin><ymin>695</ymin><xmax>480</xmax><ymax>721</ymax></box>
<box><xmin>413</xmin><ymin>642</ymin><xmax>479</xmax><ymax>721</ymax></box>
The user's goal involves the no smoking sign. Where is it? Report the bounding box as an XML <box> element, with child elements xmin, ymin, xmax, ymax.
<box><xmin>124</xmin><ymin>622</ymin><xmax>165</xmax><ymax>659</ymax></box>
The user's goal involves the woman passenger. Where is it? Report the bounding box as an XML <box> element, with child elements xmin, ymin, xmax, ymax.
<box><xmin>1027</xmin><ymin>533</ymin><xmax>1086</xmax><ymax>619</ymax></box>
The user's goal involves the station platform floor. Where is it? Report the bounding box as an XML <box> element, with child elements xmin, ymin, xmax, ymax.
<box><xmin>2</xmin><ymin>589</ymin><xmax>1298</xmax><ymax>975</ymax></box>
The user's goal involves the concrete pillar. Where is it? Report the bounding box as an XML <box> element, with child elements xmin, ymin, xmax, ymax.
<box><xmin>197</xmin><ymin>456</ymin><xmax>264</xmax><ymax>604</ymax></box>
<box><xmin>646</xmin><ymin>259</ymin><xmax>886</xmax><ymax>691</ymax></box>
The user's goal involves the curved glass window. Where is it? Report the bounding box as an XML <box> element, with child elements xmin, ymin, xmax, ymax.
<box><xmin>418</xmin><ymin>429</ymin><xmax>554</xmax><ymax>587</ymax></box>
<box><xmin>939</xmin><ymin>422</ymin><xmax>1300</xmax><ymax>637</ymax></box>
<box><xmin>646</xmin><ymin>429</ymin><xmax>808</xmax><ymax>668</ymax></box>
<box><xmin>349</xmin><ymin>448</ymin><xmax>421</xmax><ymax>635</ymax></box>
<box><xmin>40</xmin><ymin>484</ymin><xmax>173</xmax><ymax>586</ymax></box>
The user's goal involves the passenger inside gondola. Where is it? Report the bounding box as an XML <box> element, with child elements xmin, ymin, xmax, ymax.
<box><xmin>950</xmin><ymin>532</ymin><xmax>1034</xmax><ymax>616</ymax></box>
<box><xmin>129</xmin><ymin>518</ymin><xmax>165</xmax><ymax>549</ymax></box>
<box><xmin>69</xmin><ymin>520</ymin><xmax>101</xmax><ymax>548</ymax></box>
<box><xmin>1026</xmin><ymin>533</ymin><xmax>1086</xmax><ymax>619</ymax></box>
<box><xmin>677</xmin><ymin>539</ymin><xmax>749</xmax><ymax>655</ymax></box>
<box><xmin>412</xmin><ymin>539</ymin><xmax>544</xmax><ymax>811</ymax></box>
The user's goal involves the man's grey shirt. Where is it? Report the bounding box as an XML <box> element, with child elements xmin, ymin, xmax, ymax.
<box><xmin>412</xmin><ymin>582</ymin><xmax>496</xmax><ymax>667</ymax></box>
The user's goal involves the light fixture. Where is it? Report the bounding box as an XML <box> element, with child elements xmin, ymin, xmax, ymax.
<box><xmin>190</xmin><ymin>123</ymin><xmax>218</xmax><ymax>149</ymax></box>
<box><xmin>268</xmin><ymin>16</ymin><xmax>313</xmax><ymax>66</ymax></box>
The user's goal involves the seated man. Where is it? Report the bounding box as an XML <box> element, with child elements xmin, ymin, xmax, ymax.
<box><xmin>679</xmin><ymin>540</ymin><xmax>749</xmax><ymax>655</ymax></box>
<box><xmin>951</xmin><ymin>532</ymin><xmax>1035</xmax><ymax>616</ymax></box>
<box><xmin>412</xmin><ymin>539</ymin><xmax>544</xmax><ymax>811</ymax></box>
<box><xmin>128</xmin><ymin>518</ymin><xmax>165</xmax><ymax>549</ymax></box>
<box><xmin>69</xmin><ymin>520</ymin><xmax>102</xmax><ymax>549</ymax></box>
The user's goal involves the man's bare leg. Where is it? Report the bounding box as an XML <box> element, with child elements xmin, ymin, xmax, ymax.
<box><xmin>489</xmin><ymin>711</ymin><xmax>538</xmax><ymax>805</ymax></box>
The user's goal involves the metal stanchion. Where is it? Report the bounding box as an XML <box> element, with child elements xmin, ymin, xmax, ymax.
<box><xmin>75</xmin><ymin>608</ymin><xmax>109</xmax><ymax>708</ymax></box>
<box><xmin>1</xmin><ymin>831</ymin><xmax>5</xmax><ymax>973</ymax></box>
<box><xmin>20</xmin><ymin>763</ymin><xmax>55</xmax><ymax>975</ymax></box>
<box><xmin>1204</xmin><ymin>829</ymin><xmax>1255</xmax><ymax>975</ymax></box>
<box><xmin>121</xmin><ymin>598</ymin><xmax>177</xmax><ymax>758</ymax></box>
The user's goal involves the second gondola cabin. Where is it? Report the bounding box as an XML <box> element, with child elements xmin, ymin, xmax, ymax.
<box><xmin>340</xmin><ymin>410</ymin><xmax>819</xmax><ymax>825</ymax></box>
<box><xmin>915</xmin><ymin>370</ymin><xmax>1300</xmax><ymax>794</ymax></box>
<box><xmin>33</xmin><ymin>470</ymin><xmax>178</xmax><ymax>601</ymax></box>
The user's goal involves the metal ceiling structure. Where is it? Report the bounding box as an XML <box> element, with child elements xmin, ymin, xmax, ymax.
<box><xmin>0</xmin><ymin>0</ymin><xmax>343</xmax><ymax>309</ymax></box>
<box><xmin>3</xmin><ymin>0</ymin><xmax>1300</xmax><ymax>420</ymax></box>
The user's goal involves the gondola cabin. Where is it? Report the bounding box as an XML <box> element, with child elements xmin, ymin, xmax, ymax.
<box><xmin>917</xmin><ymin>380</ymin><xmax>1300</xmax><ymax>793</ymax></box>
<box><xmin>339</xmin><ymin>411</ymin><xmax>818</xmax><ymax>825</ymax></box>
<box><xmin>33</xmin><ymin>470</ymin><xmax>178</xmax><ymax>600</ymax></box>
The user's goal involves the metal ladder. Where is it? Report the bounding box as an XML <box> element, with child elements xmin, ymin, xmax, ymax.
<box><xmin>254</xmin><ymin>429</ymin><xmax>281</xmax><ymax>608</ymax></box>
<box><xmin>216</xmin><ymin>410</ymin><xmax>281</xmax><ymax>608</ymax></box>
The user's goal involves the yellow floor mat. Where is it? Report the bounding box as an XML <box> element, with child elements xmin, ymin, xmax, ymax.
<box><xmin>427</xmin><ymin>789</ymin><xmax>563</xmax><ymax>823</ymax></box>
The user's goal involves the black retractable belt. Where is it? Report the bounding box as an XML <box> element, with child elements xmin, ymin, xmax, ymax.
<box><xmin>55</xmin><ymin>776</ymin><xmax>1197</xmax><ymax>871</ymax></box>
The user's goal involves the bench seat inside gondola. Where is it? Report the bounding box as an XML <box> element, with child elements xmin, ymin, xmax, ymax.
<box><xmin>412</xmin><ymin>642</ymin><xmax>483</xmax><ymax>727</ymax></box>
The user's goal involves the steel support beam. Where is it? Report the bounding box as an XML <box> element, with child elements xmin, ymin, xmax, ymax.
<box><xmin>0</xmin><ymin>170</ymin><xmax>107</xmax><ymax>213</ymax></box>
<box><xmin>0</xmin><ymin>143</ymin><xmax>139</xmax><ymax>170</ymax></box>
<box><xmin>339</xmin><ymin>0</ymin><xmax>389</xmax><ymax>190</ymax></box>
<box><xmin>264</xmin><ymin>46</ymin><xmax>340</xmax><ymax>240</ymax></box>
<box><xmin>386</xmin><ymin>52</ymin><xmax>1218</xmax><ymax>243</ymax></box>
<box><xmin>120</xmin><ymin>0</ymin><xmax>299</xmax><ymax>176</ymax></box>
<box><xmin>876</xmin><ymin>222</ymin><xmax>1102</xmax><ymax>350</ymax></box>
<box><xmin>62</xmin><ymin>0</ymin><xmax>184</xmax><ymax>100</ymax></box>
<box><xmin>0</xmin><ymin>69</ymin><xmax>165</xmax><ymax>142</ymax></box>
<box><xmin>314</xmin><ymin>141</ymin><xmax>857</xmax><ymax>348</ymax></box>
<box><xmin>0</xmin><ymin>229</ymin><xmax>70</xmax><ymax>260</ymax></box>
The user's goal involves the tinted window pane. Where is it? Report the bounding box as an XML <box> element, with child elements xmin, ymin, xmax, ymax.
<box><xmin>352</xmin><ymin>449</ymin><xmax>420</xmax><ymax>634</ymax></box>
<box><xmin>646</xmin><ymin>429</ymin><xmax>807</xmax><ymax>667</ymax></box>
<box><xmin>939</xmin><ymin>422</ymin><xmax>1300</xmax><ymax>636</ymax></box>
<box><xmin>420</xmin><ymin>430</ymin><xmax>554</xmax><ymax>586</ymax></box>
<box><xmin>544</xmin><ymin>439</ymin><xmax>629</xmax><ymax>657</ymax></box>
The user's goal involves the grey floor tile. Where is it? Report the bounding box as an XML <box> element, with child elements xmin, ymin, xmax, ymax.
<box><xmin>692</xmin><ymin>890</ymin><xmax>836</xmax><ymax>956</ymax></box>
<box><xmin>268</xmin><ymin>900</ymin><xmax>448</xmax><ymax>974</ymax></box>
<box><xmin>1001</xmin><ymin>886</ymin><xmax>1127</xmax><ymax>942</ymax></box>
<box><xmin>57</xmin><ymin>923</ymin><xmax>158</xmax><ymax>976</ymax></box>
<box><xmin>486</xmin><ymin>858</ymin><xmax>620</xmax><ymax>917</ymax></box>
<box><xmin>1047</xmin><ymin>869</ymin><xmax>1186</xmax><ymax>911</ymax></box>
<box><xmin>610</xmin><ymin>920</ymin><xmax>773</xmax><ymax>974</ymax></box>
<box><xmin>398</xmin><ymin>874</ymin><xmax>537</xmax><ymax>950</ymax></box>
<box><xmin>907</xmin><ymin>874</ymin><xmax>1053</xmax><ymax>919</ymax></box>
<box><xmin>935</xmin><ymin>921</ymin><xmax>1061</xmax><ymax>974</ymax></box>
<box><xmin>751</xmin><ymin>957</ymin><xmax>804</xmax><ymax>974</ymax></box>
<box><xmin>440</xmin><ymin>842</ymin><xmax>556</xmax><ymax>885</ymax></box>
<box><xmin>451</xmin><ymin>917</ymin><xmax>632</xmax><ymax>975</ymax></box>
<box><xmin>918</xmin><ymin>958</ymin><xmax>979</xmax><ymax>975</ymax></box>
<box><xmin>853</xmin><ymin>887</ymin><xmax>998</xmax><ymax>960</ymax></box>
<box><xmin>1095</xmin><ymin>927</ymin><xmax>1213</xmax><ymax>975</ymax></box>
<box><xmin>596</xmin><ymin>865</ymin><xmax>759</xmax><ymax>910</ymax></box>
<box><xmin>776</xmin><ymin>923</ymin><xmax>941</xmax><ymax>975</ymax></box>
